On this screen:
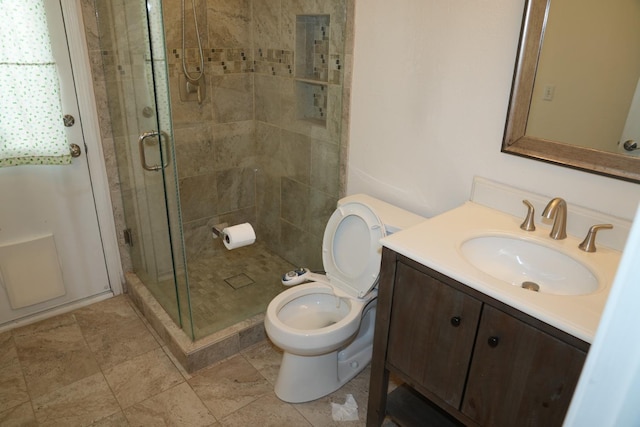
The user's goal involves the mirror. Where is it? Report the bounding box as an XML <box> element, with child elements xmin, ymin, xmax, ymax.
<box><xmin>503</xmin><ymin>0</ymin><xmax>640</xmax><ymax>183</ymax></box>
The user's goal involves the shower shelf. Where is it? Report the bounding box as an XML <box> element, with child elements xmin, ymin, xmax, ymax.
<box><xmin>295</xmin><ymin>14</ymin><xmax>330</xmax><ymax>83</ymax></box>
<box><xmin>295</xmin><ymin>77</ymin><xmax>329</xmax><ymax>85</ymax></box>
<box><xmin>296</xmin><ymin>80</ymin><xmax>328</xmax><ymax>127</ymax></box>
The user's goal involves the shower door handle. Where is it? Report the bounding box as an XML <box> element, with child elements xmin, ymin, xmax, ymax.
<box><xmin>138</xmin><ymin>130</ymin><xmax>170</xmax><ymax>171</ymax></box>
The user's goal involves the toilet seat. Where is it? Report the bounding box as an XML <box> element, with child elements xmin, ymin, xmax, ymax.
<box><xmin>322</xmin><ymin>201</ymin><xmax>385</xmax><ymax>298</ymax></box>
<box><xmin>265</xmin><ymin>281</ymin><xmax>370</xmax><ymax>355</ymax></box>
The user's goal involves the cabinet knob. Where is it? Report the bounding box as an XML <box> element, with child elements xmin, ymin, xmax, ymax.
<box><xmin>487</xmin><ymin>336</ymin><xmax>500</xmax><ymax>348</ymax></box>
<box><xmin>450</xmin><ymin>316</ymin><xmax>461</xmax><ymax>327</ymax></box>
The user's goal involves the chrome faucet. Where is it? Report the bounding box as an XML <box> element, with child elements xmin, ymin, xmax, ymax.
<box><xmin>542</xmin><ymin>197</ymin><xmax>567</xmax><ymax>240</ymax></box>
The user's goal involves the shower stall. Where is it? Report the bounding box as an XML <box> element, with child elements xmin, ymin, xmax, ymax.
<box><xmin>90</xmin><ymin>0</ymin><xmax>352</xmax><ymax>343</ymax></box>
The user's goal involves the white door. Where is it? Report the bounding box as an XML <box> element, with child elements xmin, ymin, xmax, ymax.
<box><xmin>0</xmin><ymin>0</ymin><xmax>111</xmax><ymax>326</ymax></box>
<box><xmin>619</xmin><ymin>76</ymin><xmax>640</xmax><ymax>157</ymax></box>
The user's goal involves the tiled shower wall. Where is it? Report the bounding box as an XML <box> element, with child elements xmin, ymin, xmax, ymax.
<box><xmin>162</xmin><ymin>0</ymin><xmax>353</xmax><ymax>270</ymax></box>
<box><xmin>81</xmin><ymin>0</ymin><xmax>353</xmax><ymax>276</ymax></box>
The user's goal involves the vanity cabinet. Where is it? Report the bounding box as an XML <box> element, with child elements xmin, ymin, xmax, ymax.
<box><xmin>367</xmin><ymin>248</ymin><xmax>589</xmax><ymax>427</ymax></box>
<box><xmin>386</xmin><ymin>262</ymin><xmax>482</xmax><ymax>409</ymax></box>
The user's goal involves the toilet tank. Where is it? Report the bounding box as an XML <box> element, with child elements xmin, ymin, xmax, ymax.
<box><xmin>337</xmin><ymin>194</ymin><xmax>425</xmax><ymax>235</ymax></box>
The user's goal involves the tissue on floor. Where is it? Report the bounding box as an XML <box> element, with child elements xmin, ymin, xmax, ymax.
<box><xmin>331</xmin><ymin>394</ymin><xmax>359</xmax><ymax>421</ymax></box>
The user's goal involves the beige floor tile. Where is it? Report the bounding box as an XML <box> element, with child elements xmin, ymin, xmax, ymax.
<box><xmin>188</xmin><ymin>354</ymin><xmax>272</xmax><ymax>420</ymax></box>
<box><xmin>124</xmin><ymin>382</ymin><xmax>217</xmax><ymax>426</ymax></box>
<box><xmin>0</xmin><ymin>359</ymin><xmax>30</xmax><ymax>414</ymax></box>
<box><xmin>241</xmin><ymin>341</ymin><xmax>283</xmax><ymax>385</ymax></box>
<box><xmin>0</xmin><ymin>332</ymin><xmax>30</xmax><ymax>413</ymax></box>
<box><xmin>103</xmin><ymin>347</ymin><xmax>184</xmax><ymax>408</ymax></box>
<box><xmin>32</xmin><ymin>373</ymin><xmax>121</xmax><ymax>426</ymax></box>
<box><xmin>0</xmin><ymin>287</ymin><xmax>373</xmax><ymax>426</ymax></box>
<box><xmin>0</xmin><ymin>331</ymin><xmax>16</xmax><ymax>364</ymax></box>
<box><xmin>75</xmin><ymin>296</ymin><xmax>160</xmax><ymax>370</ymax></box>
<box><xmin>334</xmin><ymin>365</ymin><xmax>372</xmax><ymax>423</ymax></box>
<box><xmin>219</xmin><ymin>392</ymin><xmax>312</xmax><ymax>427</ymax></box>
<box><xmin>162</xmin><ymin>346</ymin><xmax>192</xmax><ymax>380</ymax></box>
<box><xmin>292</xmin><ymin>366</ymin><xmax>371</xmax><ymax>427</ymax></box>
<box><xmin>0</xmin><ymin>401</ymin><xmax>37</xmax><ymax>427</ymax></box>
<box><xmin>90</xmin><ymin>411</ymin><xmax>131</xmax><ymax>426</ymax></box>
<box><xmin>129</xmin><ymin>301</ymin><xmax>166</xmax><ymax>347</ymax></box>
<box><xmin>12</xmin><ymin>314</ymin><xmax>101</xmax><ymax>398</ymax></box>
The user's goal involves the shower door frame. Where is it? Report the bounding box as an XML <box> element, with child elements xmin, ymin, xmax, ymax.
<box><xmin>61</xmin><ymin>0</ymin><xmax>124</xmax><ymax>293</ymax></box>
<box><xmin>91</xmin><ymin>0</ymin><xmax>194</xmax><ymax>338</ymax></box>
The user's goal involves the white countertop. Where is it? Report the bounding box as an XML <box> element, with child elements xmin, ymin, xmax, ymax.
<box><xmin>381</xmin><ymin>202</ymin><xmax>622</xmax><ymax>343</ymax></box>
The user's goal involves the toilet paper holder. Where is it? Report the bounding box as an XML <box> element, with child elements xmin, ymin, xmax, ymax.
<box><xmin>211</xmin><ymin>223</ymin><xmax>228</xmax><ymax>240</ymax></box>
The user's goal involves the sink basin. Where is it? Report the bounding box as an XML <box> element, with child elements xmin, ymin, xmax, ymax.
<box><xmin>460</xmin><ymin>235</ymin><xmax>599</xmax><ymax>295</ymax></box>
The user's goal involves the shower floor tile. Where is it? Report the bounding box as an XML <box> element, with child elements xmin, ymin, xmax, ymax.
<box><xmin>187</xmin><ymin>241</ymin><xmax>295</xmax><ymax>339</ymax></box>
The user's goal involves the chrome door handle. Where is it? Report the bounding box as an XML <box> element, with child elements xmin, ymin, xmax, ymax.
<box><xmin>138</xmin><ymin>130</ymin><xmax>170</xmax><ymax>171</ymax></box>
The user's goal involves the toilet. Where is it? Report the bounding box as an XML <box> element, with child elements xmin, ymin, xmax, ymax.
<box><xmin>264</xmin><ymin>194</ymin><xmax>425</xmax><ymax>403</ymax></box>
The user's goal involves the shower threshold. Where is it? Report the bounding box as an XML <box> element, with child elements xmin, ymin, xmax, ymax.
<box><xmin>126</xmin><ymin>272</ymin><xmax>266</xmax><ymax>373</ymax></box>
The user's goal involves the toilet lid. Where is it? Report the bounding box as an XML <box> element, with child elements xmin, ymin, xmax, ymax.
<box><xmin>322</xmin><ymin>201</ymin><xmax>386</xmax><ymax>298</ymax></box>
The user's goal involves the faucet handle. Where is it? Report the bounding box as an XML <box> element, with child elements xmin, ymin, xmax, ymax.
<box><xmin>520</xmin><ymin>200</ymin><xmax>536</xmax><ymax>231</ymax></box>
<box><xmin>579</xmin><ymin>224</ymin><xmax>613</xmax><ymax>253</ymax></box>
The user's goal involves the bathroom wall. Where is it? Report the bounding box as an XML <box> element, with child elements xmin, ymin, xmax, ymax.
<box><xmin>348</xmin><ymin>0</ymin><xmax>640</xmax><ymax>223</ymax></box>
<box><xmin>161</xmin><ymin>0</ymin><xmax>351</xmax><ymax>269</ymax></box>
<box><xmin>160</xmin><ymin>0</ymin><xmax>257</xmax><ymax>264</ymax></box>
<box><xmin>251</xmin><ymin>2</ymin><xmax>350</xmax><ymax>269</ymax></box>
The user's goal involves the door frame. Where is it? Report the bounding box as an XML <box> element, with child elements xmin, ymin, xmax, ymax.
<box><xmin>61</xmin><ymin>0</ymin><xmax>124</xmax><ymax>294</ymax></box>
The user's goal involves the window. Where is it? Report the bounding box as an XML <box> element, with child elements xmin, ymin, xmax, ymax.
<box><xmin>0</xmin><ymin>0</ymin><xmax>70</xmax><ymax>167</ymax></box>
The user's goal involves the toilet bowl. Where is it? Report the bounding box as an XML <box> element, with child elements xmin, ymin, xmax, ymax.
<box><xmin>264</xmin><ymin>194</ymin><xmax>424</xmax><ymax>403</ymax></box>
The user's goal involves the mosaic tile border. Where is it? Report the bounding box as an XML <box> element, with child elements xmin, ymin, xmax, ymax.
<box><xmin>169</xmin><ymin>47</ymin><xmax>253</xmax><ymax>75</ymax></box>
<box><xmin>100</xmin><ymin>46</ymin><xmax>342</xmax><ymax>85</ymax></box>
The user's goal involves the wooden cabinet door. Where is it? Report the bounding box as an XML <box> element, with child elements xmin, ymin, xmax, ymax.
<box><xmin>462</xmin><ymin>305</ymin><xmax>586</xmax><ymax>427</ymax></box>
<box><xmin>387</xmin><ymin>263</ymin><xmax>482</xmax><ymax>408</ymax></box>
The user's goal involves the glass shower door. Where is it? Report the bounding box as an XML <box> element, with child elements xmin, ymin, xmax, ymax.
<box><xmin>96</xmin><ymin>0</ymin><xmax>193</xmax><ymax>338</ymax></box>
<box><xmin>145</xmin><ymin>0</ymin><xmax>194</xmax><ymax>338</ymax></box>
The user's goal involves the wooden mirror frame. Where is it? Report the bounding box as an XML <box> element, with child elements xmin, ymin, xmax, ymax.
<box><xmin>502</xmin><ymin>0</ymin><xmax>640</xmax><ymax>183</ymax></box>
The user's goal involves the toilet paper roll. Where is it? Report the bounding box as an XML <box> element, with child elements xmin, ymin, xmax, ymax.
<box><xmin>222</xmin><ymin>223</ymin><xmax>256</xmax><ymax>250</ymax></box>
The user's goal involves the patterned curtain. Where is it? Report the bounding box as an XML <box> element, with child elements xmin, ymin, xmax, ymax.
<box><xmin>0</xmin><ymin>0</ymin><xmax>71</xmax><ymax>167</ymax></box>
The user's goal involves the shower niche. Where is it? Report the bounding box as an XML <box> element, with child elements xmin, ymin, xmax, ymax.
<box><xmin>296</xmin><ymin>81</ymin><xmax>327</xmax><ymax>126</ymax></box>
<box><xmin>295</xmin><ymin>14</ymin><xmax>330</xmax><ymax>127</ymax></box>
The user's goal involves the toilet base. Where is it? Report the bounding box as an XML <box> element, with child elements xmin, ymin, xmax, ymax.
<box><xmin>274</xmin><ymin>351</ymin><xmax>342</xmax><ymax>403</ymax></box>
<box><xmin>273</xmin><ymin>303</ymin><xmax>376</xmax><ymax>403</ymax></box>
